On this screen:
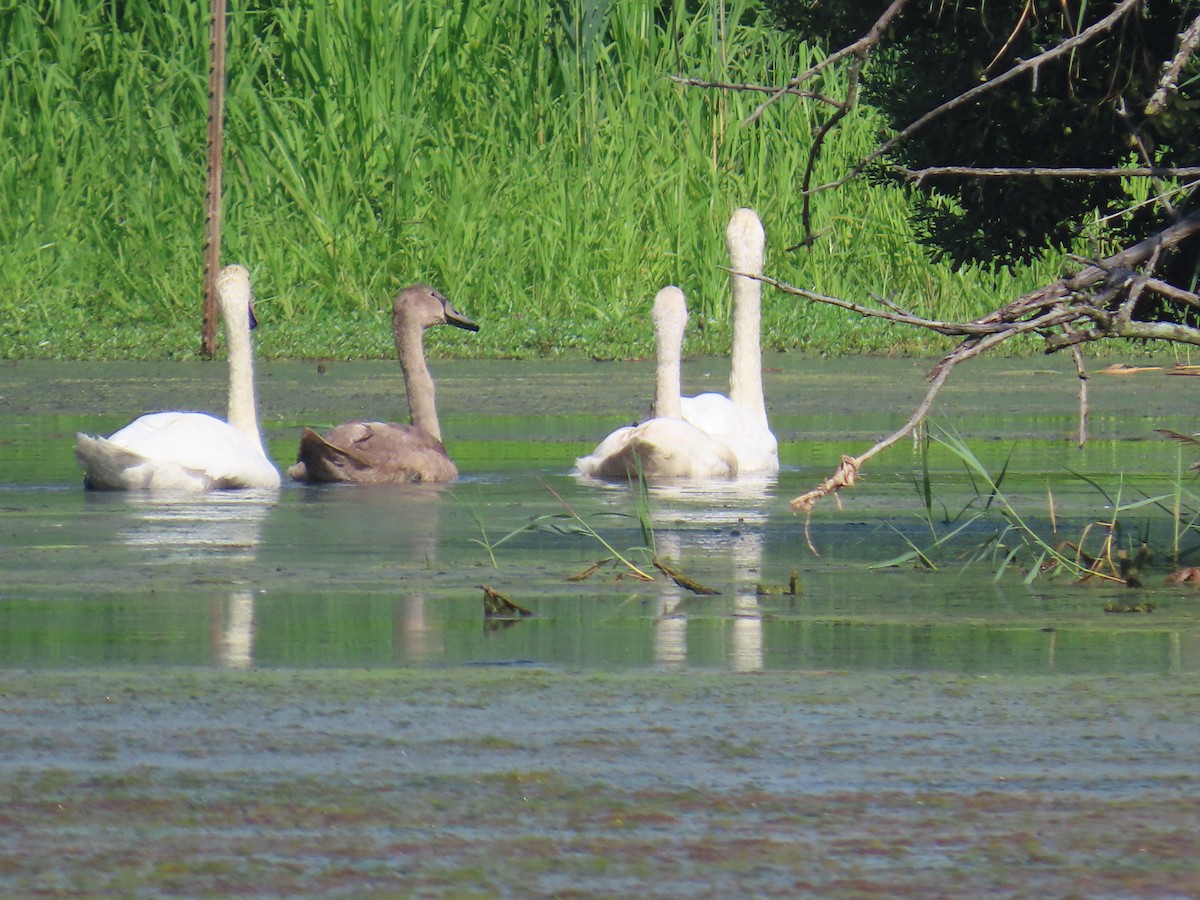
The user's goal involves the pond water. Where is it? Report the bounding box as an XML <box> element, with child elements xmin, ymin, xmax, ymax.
<box><xmin>3</xmin><ymin>355</ymin><xmax>1198</xmax><ymax>674</ymax></box>
<box><xmin>3</xmin><ymin>355</ymin><xmax>1200</xmax><ymax>896</ymax></box>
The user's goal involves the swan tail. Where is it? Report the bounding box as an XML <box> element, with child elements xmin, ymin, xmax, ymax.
<box><xmin>74</xmin><ymin>433</ymin><xmax>215</xmax><ymax>491</ymax></box>
<box><xmin>714</xmin><ymin>444</ymin><xmax>740</xmax><ymax>479</ymax></box>
<box><xmin>75</xmin><ymin>433</ymin><xmax>140</xmax><ymax>489</ymax></box>
<box><xmin>290</xmin><ymin>427</ymin><xmax>372</xmax><ymax>483</ymax></box>
<box><xmin>629</xmin><ymin>434</ymin><xmax>738</xmax><ymax>480</ymax></box>
<box><xmin>576</xmin><ymin>421</ymin><xmax>737</xmax><ymax>480</ymax></box>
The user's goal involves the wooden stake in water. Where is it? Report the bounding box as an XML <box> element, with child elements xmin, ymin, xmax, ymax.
<box><xmin>201</xmin><ymin>0</ymin><xmax>228</xmax><ymax>359</ymax></box>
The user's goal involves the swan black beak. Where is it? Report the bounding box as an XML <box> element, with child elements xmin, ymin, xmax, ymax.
<box><xmin>248</xmin><ymin>303</ymin><xmax>259</xmax><ymax>331</ymax></box>
<box><xmin>445</xmin><ymin>303</ymin><xmax>479</xmax><ymax>333</ymax></box>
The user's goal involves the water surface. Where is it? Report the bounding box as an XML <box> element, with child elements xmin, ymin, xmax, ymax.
<box><xmin>3</xmin><ymin>356</ymin><xmax>1200</xmax><ymax>896</ymax></box>
<box><xmin>2</xmin><ymin>355</ymin><xmax>1197</xmax><ymax>673</ymax></box>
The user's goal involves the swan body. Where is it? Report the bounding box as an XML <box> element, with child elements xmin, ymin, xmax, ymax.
<box><xmin>292</xmin><ymin>422</ymin><xmax>458</xmax><ymax>484</ymax></box>
<box><xmin>575</xmin><ymin>417</ymin><xmax>738</xmax><ymax>480</ymax></box>
<box><xmin>74</xmin><ymin>265</ymin><xmax>281</xmax><ymax>491</ymax></box>
<box><xmin>680</xmin><ymin>391</ymin><xmax>778</xmax><ymax>474</ymax></box>
<box><xmin>680</xmin><ymin>207</ymin><xmax>779</xmax><ymax>474</ymax></box>
<box><xmin>576</xmin><ymin>286</ymin><xmax>738</xmax><ymax>480</ymax></box>
<box><xmin>289</xmin><ymin>285</ymin><xmax>478</xmax><ymax>484</ymax></box>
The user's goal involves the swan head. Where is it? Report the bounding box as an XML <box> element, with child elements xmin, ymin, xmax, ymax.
<box><xmin>216</xmin><ymin>264</ymin><xmax>257</xmax><ymax>330</ymax></box>
<box><xmin>393</xmin><ymin>284</ymin><xmax>479</xmax><ymax>334</ymax></box>
<box><xmin>727</xmin><ymin>208</ymin><xmax>765</xmax><ymax>276</ymax></box>
<box><xmin>652</xmin><ymin>285</ymin><xmax>687</xmax><ymax>342</ymax></box>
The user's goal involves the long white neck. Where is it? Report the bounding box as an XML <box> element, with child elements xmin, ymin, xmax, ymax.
<box><xmin>652</xmin><ymin>287</ymin><xmax>686</xmax><ymax>419</ymax></box>
<box><xmin>219</xmin><ymin>267</ymin><xmax>268</xmax><ymax>454</ymax></box>
<box><xmin>727</xmin><ymin>208</ymin><xmax>767</xmax><ymax>428</ymax></box>
<box><xmin>395</xmin><ymin>310</ymin><xmax>442</xmax><ymax>441</ymax></box>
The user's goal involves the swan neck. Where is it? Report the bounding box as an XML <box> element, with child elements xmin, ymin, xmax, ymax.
<box><xmin>729</xmin><ymin>275</ymin><xmax>766</xmax><ymax>425</ymax></box>
<box><xmin>727</xmin><ymin>210</ymin><xmax>767</xmax><ymax>427</ymax></box>
<box><xmin>395</xmin><ymin>313</ymin><xmax>442</xmax><ymax>442</ymax></box>
<box><xmin>224</xmin><ymin>305</ymin><xmax>266</xmax><ymax>452</ymax></box>
<box><xmin>653</xmin><ymin>302</ymin><xmax>684</xmax><ymax>420</ymax></box>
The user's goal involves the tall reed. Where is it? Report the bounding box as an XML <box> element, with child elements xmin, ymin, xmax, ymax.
<box><xmin>1</xmin><ymin>0</ymin><xmax>1066</xmax><ymax>360</ymax></box>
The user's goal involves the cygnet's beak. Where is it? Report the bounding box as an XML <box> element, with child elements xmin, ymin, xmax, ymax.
<box><xmin>444</xmin><ymin>301</ymin><xmax>479</xmax><ymax>333</ymax></box>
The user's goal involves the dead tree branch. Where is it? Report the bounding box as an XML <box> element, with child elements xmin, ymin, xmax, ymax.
<box><xmin>806</xmin><ymin>0</ymin><xmax>1143</xmax><ymax>201</ymax></box>
<box><xmin>779</xmin><ymin>208</ymin><xmax>1200</xmax><ymax>515</ymax></box>
<box><xmin>667</xmin><ymin>75</ymin><xmax>836</xmax><ymax>106</ymax></box>
<box><xmin>1145</xmin><ymin>12</ymin><xmax>1200</xmax><ymax>115</ymax></box>
<box><xmin>695</xmin><ymin>3</ymin><xmax>1199</xmax><ymax>527</ymax></box>
<box><xmin>742</xmin><ymin>0</ymin><xmax>913</xmax><ymax>127</ymax></box>
<box><xmin>893</xmin><ymin>165</ymin><xmax>1200</xmax><ymax>181</ymax></box>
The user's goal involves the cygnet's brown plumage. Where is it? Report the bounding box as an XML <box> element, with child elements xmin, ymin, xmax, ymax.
<box><xmin>288</xmin><ymin>285</ymin><xmax>478</xmax><ymax>484</ymax></box>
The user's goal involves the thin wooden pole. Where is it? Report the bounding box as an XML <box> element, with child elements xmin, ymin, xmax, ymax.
<box><xmin>201</xmin><ymin>0</ymin><xmax>228</xmax><ymax>358</ymax></box>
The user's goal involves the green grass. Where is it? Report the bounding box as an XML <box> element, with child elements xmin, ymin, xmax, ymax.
<box><xmin>1</xmin><ymin>0</ymin><xmax>1068</xmax><ymax>362</ymax></box>
<box><xmin>880</xmin><ymin>425</ymin><xmax>1195</xmax><ymax>584</ymax></box>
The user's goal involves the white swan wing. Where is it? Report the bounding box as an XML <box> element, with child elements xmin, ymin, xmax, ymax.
<box><xmin>629</xmin><ymin>418</ymin><xmax>739</xmax><ymax>478</ymax></box>
<box><xmin>680</xmin><ymin>393</ymin><xmax>779</xmax><ymax>474</ymax></box>
<box><xmin>575</xmin><ymin>425</ymin><xmax>637</xmax><ymax>476</ymax></box>
<box><xmin>79</xmin><ymin>412</ymin><xmax>280</xmax><ymax>491</ymax></box>
<box><xmin>576</xmin><ymin>418</ymin><xmax>736</xmax><ymax>480</ymax></box>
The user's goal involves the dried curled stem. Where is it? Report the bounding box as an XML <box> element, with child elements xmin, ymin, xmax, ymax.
<box><xmin>778</xmin><ymin>209</ymin><xmax>1200</xmax><ymax>515</ymax></box>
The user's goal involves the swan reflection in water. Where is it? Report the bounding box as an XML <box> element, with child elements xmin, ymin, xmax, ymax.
<box><xmin>292</xmin><ymin>482</ymin><xmax>450</xmax><ymax>665</ymax></box>
<box><xmin>587</xmin><ymin>474</ymin><xmax>774</xmax><ymax>672</ymax></box>
<box><xmin>214</xmin><ymin>590</ymin><xmax>255</xmax><ymax>669</ymax></box>
<box><xmin>653</xmin><ymin>529</ymin><xmax>766</xmax><ymax>673</ymax></box>
<box><xmin>116</xmin><ymin>489</ymin><xmax>276</xmax><ymax>564</ymax></box>
<box><xmin>111</xmin><ymin>490</ymin><xmax>276</xmax><ymax>668</ymax></box>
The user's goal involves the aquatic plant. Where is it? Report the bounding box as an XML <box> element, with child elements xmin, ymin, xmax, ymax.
<box><xmin>454</xmin><ymin>467</ymin><xmax>731</xmax><ymax>592</ymax></box>
<box><xmin>454</xmin><ymin>477</ymin><xmax>655</xmax><ymax>580</ymax></box>
<box><xmin>1154</xmin><ymin>435</ymin><xmax>1200</xmax><ymax>564</ymax></box>
<box><xmin>880</xmin><ymin>426</ymin><xmax>1173</xmax><ymax>585</ymax></box>
<box><xmin>540</xmin><ymin>478</ymin><xmax>655</xmax><ymax>582</ymax></box>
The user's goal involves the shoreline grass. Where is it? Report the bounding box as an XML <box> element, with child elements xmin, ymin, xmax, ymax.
<box><xmin>3</xmin><ymin>0</ymin><xmax>1072</xmax><ymax>362</ymax></box>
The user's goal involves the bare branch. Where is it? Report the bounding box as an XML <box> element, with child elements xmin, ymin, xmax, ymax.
<box><xmin>792</xmin><ymin>54</ymin><xmax>862</xmax><ymax>248</ymax></box>
<box><xmin>667</xmin><ymin>75</ymin><xmax>837</xmax><ymax>107</ymax></box>
<box><xmin>742</xmin><ymin>0</ymin><xmax>913</xmax><ymax>127</ymax></box>
<box><xmin>894</xmin><ymin>165</ymin><xmax>1200</xmax><ymax>181</ymax></box>
<box><xmin>762</xmin><ymin>1</ymin><xmax>911</xmax><ymax>249</ymax></box>
<box><xmin>755</xmin><ymin>274</ymin><xmax>1038</xmax><ymax>336</ymax></box>
<box><xmin>1145</xmin><ymin>12</ymin><xmax>1200</xmax><ymax>115</ymax></box>
<box><xmin>1145</xmin><ymin>278</ymin><xmax>1200</xmax><ymax>310</ymax></box>
<box><xmin>783</xmin><ymin>208</ymin><xmax>1200</xmax><ymax>512</ymax></box>
<box><xmin>808</xmin><ymin>0</ymin><xmax>1143</xmax><ymax>198</ymax></box>
<box><xmin>1064</xmin><ymin>208</ymin><xmax>1200</xmax><ymax>289</ymax></box>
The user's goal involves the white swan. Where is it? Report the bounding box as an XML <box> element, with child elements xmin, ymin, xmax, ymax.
<box><xmin>576</xmin><ymin>286</ymin><xmax>738</xmax><ymax>480</ymax></box>
<box><xmin>680</xmin><ymin>207</ymin><xmax>779</xmax><ymax>474</ymax></box>
<box><xmin>288</xmin><ymin>284</ymin><xmax>479</xmax><ymax>484</ymax></box>
<box><xmin>74</xmin><ymin>264</ymin><xmax>281</xmax><ymax>491</ymax></box>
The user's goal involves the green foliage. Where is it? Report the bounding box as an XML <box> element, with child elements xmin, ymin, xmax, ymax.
<box><xmin>881</xmin><ymin>426</ymin><xmax>1179</xmax><ymax>584</ymax></box>
<box><xmin>3</xmin><ymin>0</ymin><xmax>1066</xmax><ymax>361</ymax></box>
<box><xmin>456</xmin><ymin>475</ymin><xmax>657</xmax><ymax>580</ymax></box>
<box><xmin>766</xmin><ymin>0</ymin><xmax>1200</xmax><ymax>276</ymax></box>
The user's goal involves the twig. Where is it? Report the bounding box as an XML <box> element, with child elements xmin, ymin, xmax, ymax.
<box><xmin>742</xmin><ymin>0</ymin><xmax>913</xmax><ymax>127</ymax></box>
<box><xmin>1071</xmin><ymin>344</ymin><xmax>1088</xmax><ymax>448</ymax></box>
<box><xmin>1145</xmin><ymin>12</ymin><xmax>1200</xmax><ymax>115</ymax></box>
<box><xmin>894</xmin><ymin>165</ymin><xmax>1200</xmax><ymax>181</ymax></box>
<box><xmin>807</xmin><ymin>0</ymin><xmax>1142</xmax><ymax>198</ymax></box>
<box><xmin>791</xmin><ymin>360</ymin><xmax>956</xmax><ymax>538</ymax></box>
<box><xmin>667</xmin><ymin>75</ymin><xmax>836</xmax><ymax>106</ymax></box>
<box><xmin>783</xmin><ymin>208</ymin><xmax>1200</xmax><ymax>514</ymax></box>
